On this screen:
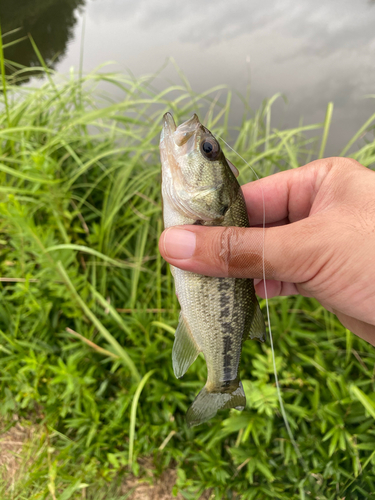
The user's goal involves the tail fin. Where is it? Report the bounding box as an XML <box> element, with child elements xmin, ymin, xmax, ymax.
<box><xmin>186</xmin><ymin>380</ymin><xmax>246</xmax><ymax>427</ymax></box>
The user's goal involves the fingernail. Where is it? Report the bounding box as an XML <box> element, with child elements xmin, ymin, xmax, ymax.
<box><xmin>253</xmin><ymin>279</ymin><xmax>262</xmax><ymax>285</ymax></box>
<box><xmin>163</xmin><ymin>228</ymin><xmax>196</xmax><ymax>259</ymax></box>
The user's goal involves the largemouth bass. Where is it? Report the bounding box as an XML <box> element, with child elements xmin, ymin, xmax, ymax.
<box><xmin>160</xmin><ymin>113</ymin><xmax>266</xmax><ymax>427</ymax></box>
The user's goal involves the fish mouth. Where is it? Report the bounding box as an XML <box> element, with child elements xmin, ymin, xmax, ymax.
<box><xmin>161</xmin><ymin>113</ymin><xmax>202</xmax><ymax>147</ymax></box>
<box><xmin>162</xmin><ymin>112</ymin><xmax>177</xmax><ymax>138</ymax></box>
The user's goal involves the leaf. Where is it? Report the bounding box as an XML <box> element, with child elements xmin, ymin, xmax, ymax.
<box><xmin>357</xmin><ymin>442</ymin><xmax>375</xmax><ymax>450</ymax></box>
<box><xmin>312</xmin><ymin>383</ymin><xmax>320</xmax><ymax>412</ymax></box>
<box><xmin>350</xmin><ymin>385</ymin><xmax>375</xmax><ymax>419</ymax></box>
<box><xmin>296</xmin><ymin>352</ymin><xmax>326</xmax><ymax>372</ymax></box>
<box><xmin>58</xmin><ymin>480</ymin><xmax>83</xmax><ymax>500</ymax></box>
<box><xmin>256</xmin><ymin>462</ymin><xmax>275</xmax><ymax>482</ymax></box>
<box><xmin>328</xmin><ymin>431</ymin><xmax>340</xmax><ymax>457</ymax></box>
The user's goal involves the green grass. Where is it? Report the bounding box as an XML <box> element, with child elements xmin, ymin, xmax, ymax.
<box><xmin>1</xmin><ymin>49</ymin><xmax>375</xmax><ymax>499</ymax></box>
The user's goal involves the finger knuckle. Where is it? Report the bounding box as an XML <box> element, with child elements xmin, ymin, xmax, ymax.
<box><xmin>330</xmin><ymin>156</ymin><xmax>363</xmax><ymax>172</ymax></box>
<box><xmin>215</xmin><ymin>226</ymin><xmax>239</xmax><ymax>272</ymax></box>
<box><xmin>344</xmin><ymin>157</ymin><xmax>363</xmax><ymax>169</ymax></box>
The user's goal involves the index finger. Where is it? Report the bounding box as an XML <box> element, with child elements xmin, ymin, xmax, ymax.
<box><xmin>241</xmin><ymin>159</ymin><xmax>332</xmax><ymax>226</ymax></box>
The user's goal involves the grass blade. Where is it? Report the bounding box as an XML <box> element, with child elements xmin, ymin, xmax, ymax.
<box><xmin>340</xmin><ymin>110</ymin><xmax>375</xmax><ymax>156</ymax></box>
<box><xmin>318</xmin><ymin>102</ymin><xmax>333</xmax><ymax>159</ymax></box>
<box><xmin>350</xmin><ymin>385</ymin><xmax>375</xmax><ymax>419</ymax></box>
<box><xmin>46</xmin><ymin>244</ymin><xmax>141</xmax><ymax>270</ymax></box>
<box><xmin>0</xmin><ymin>22</ymin><xmax>10</xmax><ymax>127</ymax></box>
<box><xmin>56</xmin><ymin>261</ymin><xmax>140</xmax><ymax>382</ymax></box>
<box><xmin>128</xmin><ymin>369</ymin><xmax>155</xmax><ymax>471</ymax></box>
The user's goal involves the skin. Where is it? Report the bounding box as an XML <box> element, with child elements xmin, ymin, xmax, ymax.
<box><xmin>159</xmin><ymin>157</ymin><xmax>375</xmax><ymax>346</ymax></box>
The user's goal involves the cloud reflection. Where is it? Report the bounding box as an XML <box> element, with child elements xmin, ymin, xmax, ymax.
<box><xmin>58</xmin><ymin>0</ymin><xmax>375</xmax><ymax>154</ymax></box>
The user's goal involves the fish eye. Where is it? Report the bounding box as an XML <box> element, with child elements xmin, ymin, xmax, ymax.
<box><xmin>200</xmin><ymin>137</ymin><xmax>220</xmax><ymax>161</ymax></box>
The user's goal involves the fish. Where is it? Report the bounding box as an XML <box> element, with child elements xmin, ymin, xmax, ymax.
<box><xmin>160</xmin><ymin>113</ymin><xmax>266</xmax><ymax>427</ymax></box>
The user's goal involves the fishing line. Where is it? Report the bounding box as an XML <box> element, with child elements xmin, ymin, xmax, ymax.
<box><xmin>217</xmin><ymin>136</ymin><xmax>308</xmax><ymax>473</ymax></box>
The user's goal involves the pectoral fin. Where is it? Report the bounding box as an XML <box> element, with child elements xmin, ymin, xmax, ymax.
<box><xmin>172</xmin><ymin>313</ymin><xmax>200</xmax><ymax>378</ymax></box>
<box><xmin>226</xmin><ymin>160</ymin><xmax>239</xmax><ymax>178</ymax></box>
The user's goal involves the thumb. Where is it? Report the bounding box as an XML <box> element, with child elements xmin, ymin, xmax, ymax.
<box><xmin>159</xmin><ymin>221</ymin><xmax>325</xmax><ymax>282</ymax></box>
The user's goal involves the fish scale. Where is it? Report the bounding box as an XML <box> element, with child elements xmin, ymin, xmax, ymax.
<box><xmin>160</xmin><ymin>112</ymin><xmax>266</xmax><ymax>426</ymax></box>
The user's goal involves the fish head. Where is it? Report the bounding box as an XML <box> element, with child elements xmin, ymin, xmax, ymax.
<box><xmin>160</xmin><ymin>113</ymin><xmax>240</xmax><ymax>222</ymax></box>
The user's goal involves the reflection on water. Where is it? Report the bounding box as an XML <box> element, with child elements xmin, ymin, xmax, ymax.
<box><xmin>0</xmin><ymin>0</ymin><xmax>85</xmax><ymax>80</ymax></box>
<box><xmin>1</xmin><ymin>0</ymin><xmax>375</xmax><ymax>154</ymax></box>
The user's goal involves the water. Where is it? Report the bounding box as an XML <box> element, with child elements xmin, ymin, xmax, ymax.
<box><xmin>2</xmin><ymin>0</ymin><xmax>375</xmax><ymax>155</ymax></box>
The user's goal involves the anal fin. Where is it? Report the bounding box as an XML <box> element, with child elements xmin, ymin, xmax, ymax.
<box><xmin>172</xmin><ymin>313</ymin><xmax>200</xmax><ymax>378</ymax></box>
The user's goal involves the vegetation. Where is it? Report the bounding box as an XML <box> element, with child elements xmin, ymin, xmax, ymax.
<box><xmin>1</xmin><ymin>47</ymin><xmax>375</xmax><ymax>499</ymax></box>
<box><xmin>0</xmin><ymin>0</ymin><xmax>85</xmax><ymax>81</ymax></box>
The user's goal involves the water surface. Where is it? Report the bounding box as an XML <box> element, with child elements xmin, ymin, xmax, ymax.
<box><xmin>2</xmin><ymin>0</ymin><xmax>375</xmax><ymax>155</ymax></box>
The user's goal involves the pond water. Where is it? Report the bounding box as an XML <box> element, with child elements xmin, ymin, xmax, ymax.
<box><xmin>2</xmin><ymin>0</ymin><xmax>375</xmax><ymax>155</ymax></box>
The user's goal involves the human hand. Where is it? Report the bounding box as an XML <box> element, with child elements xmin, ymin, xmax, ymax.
<box><xmin>159</xmin><ymin>158</ymin><xmax>375</xmax><ymax>345</ymax></box>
